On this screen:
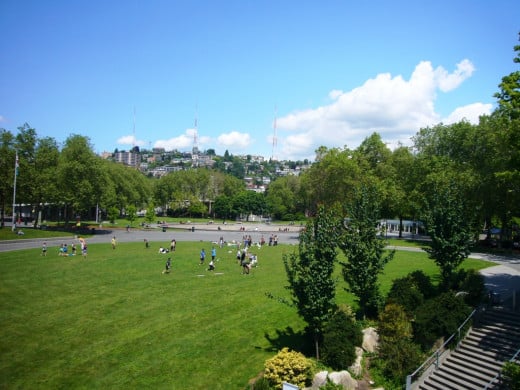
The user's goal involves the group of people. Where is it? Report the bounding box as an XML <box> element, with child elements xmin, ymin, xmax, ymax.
<box><xmin>52</xmin><ymin>238</ymin><xmax>88</xmax><ymax>258</ymax></box>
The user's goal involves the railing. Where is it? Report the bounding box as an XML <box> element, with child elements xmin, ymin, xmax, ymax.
<box><xmin>483</xmin><ymin>347</ymin><xmax>520</xmax><ymax>390</ymax></box>
<box><xmin>405</xmin><ymin>309</ymin><xmax>476</xmax><ymax>390</ymax></box>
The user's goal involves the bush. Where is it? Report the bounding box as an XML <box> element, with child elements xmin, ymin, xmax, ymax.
<box><xmin>408</xmin><ymin>270</ymin><xmax>436</xmax><ymax>299</ymax></box>
<box><xmin>264</xmin><ymin>347</ymin><xmax>315</xmax><ymax>390</ymax></box>
<box><xmin>377</xmin><ymin>338</ymin><xmax>423</xmax><ymax>384</ymax></box>
<box><xmin>377</xmin><ymin>304</ymin><xmax>423</xmax><ymax>383</ymax></box>
<box><xmin>321</xmin><ymin>308</ymin><xmax>362</xmax><ymax>370</ymax></box>
<box><xmin>413</xmin><ymin>292</ymin><xmax>472</xmax><ymax>349</ymax></box>
<box><xmin>319</xmin><ymin>377</ymin><xmax>344</xmax><ymax>389</ymax></box>
<box><xmin>502</xmin><ymin>361</ymin><xmax>520</xmax><ymax>390</ymax></box>
<box><xmin>454</xmin><ymin>269</ymin><xmax>486</xmax><ymax>306</ymax></box>
<box><xmin>386</xmin><ymin>277</ymin><xmax>424</xmax><ymax>316</ymax></box>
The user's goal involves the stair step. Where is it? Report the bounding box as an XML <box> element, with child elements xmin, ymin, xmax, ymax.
<box><xmin>427</xmin><ymin>369</ymin><xmax>475</xmax><ymax>390</ymax></box>
<box><xmin>439</xmin><ymin>362</ymin><xmax>491</xmax><ymax>387</ymax></box>
<box><xmin>419</xmin><ymin>380</ymin><xmax>449</xmax><ymax>390</ymax></box>
<box><xmin>459</xmin><ymin>342</ymin><xmax>503</xmax><ymax>362</ymax></box>
<box><xmin>447</xmin><ymin>352</ymin><xmax>502</xmax><ymax>376</ymax></box>
<box><xmin>414</xmin><ymin>308</ymin><xmax>520</xmax><ymax>390</ymax></box>
<box><xmin>423</xmin><ymin>373</ymin><xmax>461</xmax><ymax>390</ymax></box>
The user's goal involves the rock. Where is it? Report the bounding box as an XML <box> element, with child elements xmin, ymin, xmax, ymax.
<box><xmin>348</xmin><ymin>346</ymin><xmax>364</xmax><ymax>376</ymax></box>
<box><xmin>328</xmin><ymin>370</ymin><xmax>357</xmax><ymax>389</ymax></box>
<box><xmin>311</xmin><ymin>370</ymin><xmax>329</xmax><ymax>388</ymax></box>
<box><xmin>362</xmin><ymin>327</ymin><xmax>379</xmax><ymax>353</ymax></box>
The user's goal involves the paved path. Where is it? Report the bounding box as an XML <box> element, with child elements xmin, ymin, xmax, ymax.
<box><xmin>0</xmin><ymin>223</ymin><xmax>302</xmax><ymax>252</ymax></box>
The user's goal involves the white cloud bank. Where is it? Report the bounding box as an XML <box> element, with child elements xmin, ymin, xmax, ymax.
<box><xmin>275</xmin><ymin>60</ymin><xmax>493</xmax><ymax>160</ymax></box>
<box><xmin>116</xmin><ymin>135</ymin><xmax>147</xmax><ymax>148</ymax></box>
<box><xmin>153</xmin><ymin>128</ymin><xmax>211</xmax><ymax>151</ymax></box>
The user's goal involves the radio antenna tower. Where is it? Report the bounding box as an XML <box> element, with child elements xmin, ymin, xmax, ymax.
<box><xmin>271</xmin><ymin>106</ymin><xmax>278</xmax><ymax>161</ymax></box>
<box><xmin>192</xmin><ymin>105</ymin><xmax>200</xmax><ymax>158</ymax></box>
<box><xmin>132</xmin><ymin>107</ymin><xmax>136</xmax><ymax>149</ymax></box>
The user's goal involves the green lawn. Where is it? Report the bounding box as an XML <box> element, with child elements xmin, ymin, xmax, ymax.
<box><xmin>0</xmin><ymin>227</ymin><xmax>79</xmax><ymax>241</ymax></box>
<box><xmin>0</xmin><ymin>241</ymin><xmax>493</xmax><ymax>389</ymax></box>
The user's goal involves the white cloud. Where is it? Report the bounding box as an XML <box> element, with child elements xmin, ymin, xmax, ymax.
<box><xmin>0</xmin><ymin>115</ymin><xmax>5</xmax><ymax>123</ymax></box>
<box><xmin>275</xmin><ymin>60</ymin><xmax>489</xmax><ymax>160</ymax></box>
<box><xmin>435</xmin><ymin>59</ymin><xmax>475</xmax><ymax>92</ymax></box>
<box><xmin>154</xmin><ymin>128</ymin><xmax>211</xmax><ymax>152</ymax></box>
<box><xmin>217</xmin><ymin>131</ymin><xmax>253</xmax><ymax>153</ymax></box>
<box><xmin>117</xmin><ymin>135</ymin><xmax>146</xmax><ymax>148</ymax></box>
<box><xmin>443</xmin><ymin>102</ymin><xmax>493</xmax><ymax>124</ymax></box>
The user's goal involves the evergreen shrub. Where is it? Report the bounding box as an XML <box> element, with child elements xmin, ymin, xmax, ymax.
<box><xmin>263</xmin><ymin>347</ymin><xmax>315</xmax><ymax>390</ymax></box>
<box><xmin>413</xmin><ymin>292</ymin><xmax>471</xmax><ymax>349</ymax></box>
<box><xmin>321</xmin><ymin>308</ymin><xmax>362</xmax><ymax>370</ymax></box>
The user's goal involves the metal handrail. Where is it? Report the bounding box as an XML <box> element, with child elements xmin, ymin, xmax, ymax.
<box><xmin>405</xmin><ymin>309</ymin><xmax>476</xmax><ymax>390</ymax></box>
<box><xmin>483</xmin><ymin>347</ymin><xmax>520</xmax><ymax>390</ymax></box>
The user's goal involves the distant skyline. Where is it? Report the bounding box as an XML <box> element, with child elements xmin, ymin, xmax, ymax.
<box><xmin>1</xmin><ymin>1</ymin><xmax>518</xmax><ymax>161</ymax></box>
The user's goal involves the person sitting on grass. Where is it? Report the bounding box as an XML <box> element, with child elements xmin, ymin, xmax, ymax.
<box><xmin>59</xmin><ymin>243</ymin><xmax>68</xmax><ymax>256</ymax></box>
<box><xmin>158</xmin><ymin>246</ymin><xmax>169</xmax><ymax>254</ymax></box>
<box><xmin>162</xmin><ymin>257</ymin><xmax>172</xmax><ymax>274</ymax></box>
<box><xmin>208</xmin><ymin>259</ymin><xmax>215</xmax><ymax>271</ymax></box>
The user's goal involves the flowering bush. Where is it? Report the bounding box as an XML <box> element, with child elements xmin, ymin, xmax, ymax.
<box><xmin>264</xmin><ymin>347</ymin><xmax>314</xmax><ymax>389</ymax></box>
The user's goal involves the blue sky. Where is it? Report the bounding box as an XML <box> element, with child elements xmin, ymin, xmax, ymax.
<box><xmin>1</xmin><ymin>1</ymin><xmax>518</xmax><ymax>161</ymax></box>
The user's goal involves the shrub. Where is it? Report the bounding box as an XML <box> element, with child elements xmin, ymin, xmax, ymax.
<box><xmin>377</xmin><ymin>338</ymin><xmax>423</xmax><ymax>383</ymax></box>
<box><xmin>264</xmin><ymin>347</ymin><xmax>315</xmax><ymax>390</ymax></box>
<box><xmin>321</xmin><ymin>308</ymin><xmax>362</xmax><ymax>370</ymax></box>
<box><xmin>386</xmin><ymin>277</ymin><xmax>424</xmax><ymax>316</ymax></box>
<box><xmin>319</xmin><ymin>377</ymin><xmax>344</xmax><ymax>389</ymax></box>
<box><xmin>454</xmin><ymin>269</ymin><xmax>486</xmax><ymax>306</ymax></box>
<box><xmin>408</xmin><ymin>270</ymin><xmax>436</xmax><ymax>299</ymax></box>
<box><xmin>377</xmin><ymin>304</ymin><xmax>423</xmax><ymax>383</ymax></box>
<box><xmin>413</xmin><ymin>292</ymin><xmax>471</xmax><ymax>349</ymax></box>
<box><xmin>502</xmin><ymin>361</ymin><xmax>520</xmax><ymax>390</ymax></box>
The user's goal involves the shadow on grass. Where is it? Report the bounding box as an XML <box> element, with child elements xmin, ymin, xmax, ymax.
<box><xmin>262</xmin><ymin>326</ymin><xmax>314</xmax><ymax>356</ymax></box>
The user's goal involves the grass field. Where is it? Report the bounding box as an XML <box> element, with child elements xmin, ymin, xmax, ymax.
<box><xmin>0</xmin><ymin>240</ymin><xmax>493</xmax><ymax>389</ymax></box>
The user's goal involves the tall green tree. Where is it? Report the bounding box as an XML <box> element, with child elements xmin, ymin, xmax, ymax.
<box><xmin>494</xmin><ymin>32</ymin><xmax>520</xmax><ymax>119</ymax></box>
<box><xmin>265</xmin><ymin>175</ymin><xmax>304</xmax><ymax>220</ymax></box>
<box><xmin>422</xmin><ymin>178</ymin><xmax>475</xmax><ymax>289</ymax></box>
<box><xmin>339</xmin><ymin>184</ymin><xmax>394</xmax><ymax>318</ymax></box>
<box><xmin>58</xmin><ymin>135</ymin><xmax>105</xmax><ymax>222</ymax></box>
<box><xmin>387</xmin><ymin>146</ymin><xmax>421</xmax><ymax>237</ymax></box>
<box><xmin>283</xmin><ymin>205</ymin><xmax>340</xmax><ymax>360</ymax></box>
<box><xmin>13</xmin><ymin>124</ymin><xmax>38</xmax><ymax>222</ymax></box>
<box><xmin>300</xmin><ymin>147</ymin><xmax>362</xmax><ymax>215</ymax></box>
<box><xmin>32</xmin><ymin>137</ymin><xmax>60</xmax><ymax>227</ymax></box>
<box><xmin>0</xmin><ymin>129</ymin><xmax>15</xmax><ymax>226</ymax></box>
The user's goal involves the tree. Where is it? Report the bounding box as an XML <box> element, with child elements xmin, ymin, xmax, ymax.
<box><xmin>422</xmin><ymin>179</ymin><xmax>474</xmax><ymax>289</ymax></box>
<box><xmin>31</xmin><ymin>137</ymin><xmax>60</xmax><ymax>227</ymax></box>
<box><xmin>0</xmin><ymin>129</ymin><xmax>15</xmax><ymax>227</ymax></box>
<box><xmin>339</xmin><ymin>184</ymin><xmax>394</xmax><ymax>318</ymax></box>
<box><xmin>145</xmin><ymin>203</ymin><xmax>156</xmax><ymax>225</ymax></box>
<box><xmin>265</xmin><ymin>175</ymin><xmax>304</xmax><ymax>220</ymax></box>
<box><xmin>300</xmin><ymin>147</ymin><xmax>362</xmax><ymax>215</ymax></box>
<box><xmin>494</xmin><ymin>32</ymin><xmax>520</xmax><ymax>119</ymax></box>
<box><xmin>283</xmin><ymin>205</ymin><xmax>339</xmax><ymax>360</ymax></box>
<box><xmin>387</xmin><ymin>146</ymin><xmax>421</xmax><ymax>238</ymax></box>
<box><xmin>377</xmin><ymin>304</ymin><xmax>423</xmax><ymax>384</ymax></box>
<box><xmin>125</xmin><ymin>205</ymin><xmax>137</xmax><ymax>226</ymax></box>
<box><xmin>58</xmin><ymin>135</ymin><xmax>105</xmax><ymax>222</ymax></box>
<box><xmin>213</xmin><ymin>195</ymin><xmax>234</xmax><ymax>220</ymax></box>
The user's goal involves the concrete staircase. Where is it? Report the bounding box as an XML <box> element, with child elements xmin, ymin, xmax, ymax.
<box><xmin>418</xmin><ymin>308</ymin><xmax>520</xmax><ymax>390</ymax></box>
